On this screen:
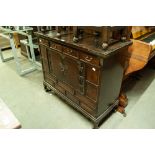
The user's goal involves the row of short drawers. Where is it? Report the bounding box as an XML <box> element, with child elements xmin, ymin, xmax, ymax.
<box><xmin>39</xmin><ymin>38</ymin><xmax>100</xmax><ymax>66</ymax></box>
<box><xmin>44</xmin><ymin>73</ymin><xmax>97</xmax><ymax>116</ymax></box>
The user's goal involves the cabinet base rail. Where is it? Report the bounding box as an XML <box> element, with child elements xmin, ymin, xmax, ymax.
<box><xmin>43</xmin><ymin>81</ymin><xmax>119</xmax><ymax>129</ymax></box>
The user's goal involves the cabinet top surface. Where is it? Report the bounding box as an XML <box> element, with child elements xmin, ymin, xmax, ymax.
<box><xmin>35</xmin><ymin>31</ymin><xmax>132</xmax><ymax>58</ymax></box>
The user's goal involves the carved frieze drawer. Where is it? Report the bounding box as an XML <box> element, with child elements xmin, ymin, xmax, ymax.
<box><xmin>79</xmin><ymin>52</ymin><xmax>100</xmax><ymax>66</ymax></box>
<box><xmin>63</xmin><ymin>46</ymin><xmax>78</xmax><ymax>59</ymax></box>
<box><xmin>50</xmin><ymin>41</ymin><xmax>62</xmax><ymax>52</ymax></box>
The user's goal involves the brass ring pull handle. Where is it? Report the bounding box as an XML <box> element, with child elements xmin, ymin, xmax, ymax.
<box><xmin>85</xmin><ymin>56</ymin><xmax>93</xmax><ymax>62</ymax></box>
<box><xmin>69</xmin><ymin>49</ymin><xmax>73</xmax><ymax>53</ymax></box>
<box><xmin>50</xmin><ymin>43</ymin><xmax>58</xmax><ymax>49</ymax></box>
<box><xmin>66</xmin><ymin>49</ymin><xmax>73</xmax><ymax>53</ymax></box>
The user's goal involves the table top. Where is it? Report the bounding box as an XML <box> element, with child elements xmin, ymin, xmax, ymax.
<box><xmin>35</xmin><ymin>30</ymin><xmax>132</xmax><ymax>58</ymax></box>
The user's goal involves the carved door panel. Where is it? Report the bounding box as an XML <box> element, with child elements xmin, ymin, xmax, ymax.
<box><xmin>46</xmin><ymin>49</ymin><xmax>86</xmax><ymax>94</ymax></box>
<box><xmin>48</xmin><ymin>49</ymin><xmax>64</xmax><ymax>80</ymax></box>
<box><xmin>63</xmin><ymin>56</ymin><xmax>82</xmax><ymax>92</ymax></box>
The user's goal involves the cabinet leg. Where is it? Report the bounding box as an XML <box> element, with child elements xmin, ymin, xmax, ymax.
<box><xmin>130</xmin><ymin>73</ymin><xmax>142</xmax><ymax>80</ymax></box>
<box><xmin>119</xmin><ymin>92</ymin><xmax>128</xmax><ymax>107</ymax></box>
<box><xmin>93</xmin><ymin>122</ymin><xmax>99</xmax><ymax>129</ymax></box>
<box><xmin>117</xmin><ymin>92</ymin><xmax>128</xmax><ymax>117</ymax></box>
<box><xmin>117</xmin><ymin>106</ymin><xmax>127</xmax><ymax>117</ymax></box>
<box><xmin>51</xmin><ymin>90</ymin><xmax>56</xmax><ymax>95</ymax></box>
<box><xmin>43</xmin><ymin>84</ymin><xmax>51</xmax><ymax>92</ymax></box>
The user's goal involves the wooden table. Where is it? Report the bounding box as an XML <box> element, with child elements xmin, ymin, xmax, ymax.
<box><xmin>0</xmin><ymin>98</ymin><xmax>21</xmax><ymax>129</ymax></box>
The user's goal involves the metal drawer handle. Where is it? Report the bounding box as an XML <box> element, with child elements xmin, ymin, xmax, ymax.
<box><xmin>79</xmin><ymin>66</ymin><xmax>83</xmax><ymax>73</ymax></box>
<box><xmin>85</xmin><ymin>56</ymin><xmax>93</xmax><ymax>62</ymax></box>
<box><xmin>50</xmin><ymin>44</ymin><xmax>57</xmax><ymax>49</ymax></box>
<box><xmin>79</xmin><ymin>76</ymin><xmax>84</xmax><ymax>84</ymax></box>
<box><xmin>59</xmin><ymin>63</ymin><xmax>65</xmax><ymax>72</ymax></box>
<box><xmin>61</xmin><ymin>67</ymin><xmax>64</xmax><ymax>72</ymax></box>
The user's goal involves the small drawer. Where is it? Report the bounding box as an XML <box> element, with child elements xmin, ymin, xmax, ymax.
<box><xmin>86</xmin><ymin>65</ymin><xmax>100</xmax><ymax>85</ymax></box>
<box><xmin>39</xmin><ymin>38</ymin><xmax>49</xmax><ymax>46</ymax></box>
<box><xmin>79</xmin><ymin>52</ymin><xmax>100</xmax><ymax>66</ymax></box>
<box><xmin>76</xmin><ymin>92</ymin><xmax>97</xmax><ymax>110</ymax></box>
<box><xmin>63</xmin><ymin>46</ymin><xmax>78</xmax><ymax>58</ymax></box>
<box><xmin>50</xmin><ymin>42</ymin><xmax>62</xmax><ymax>51</ymax></box>
<box><xmin>86</xmin><ymin>82</ymin><xmax>98</xmax><ymax>101</ymax></box>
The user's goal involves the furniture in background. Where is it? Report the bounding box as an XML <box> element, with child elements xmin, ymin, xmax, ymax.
<box><xmin>0</xmin><ymin>26</ymin><xmax>40</xmax><ymax>76</ymax></box>
<box><xmin>118</xmin><ymin>26</ymin><xmax>155</xmax><ymax>114</ymax></box>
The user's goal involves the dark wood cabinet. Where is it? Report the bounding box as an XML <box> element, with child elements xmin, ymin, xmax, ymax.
<box><xmin>36</xmin><ymin>28</ymin><xmax>132</xmax><ymax>128</ymax></box>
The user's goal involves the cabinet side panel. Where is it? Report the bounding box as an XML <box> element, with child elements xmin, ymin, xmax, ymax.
<box><xmin>97</xmin><ymin>54</ymin><xmax>124</xmax><ymax>116</ymax></box>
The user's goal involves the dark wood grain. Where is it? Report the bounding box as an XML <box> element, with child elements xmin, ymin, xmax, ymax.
<box><xmin>35</xmin><ymin>27</ymin><xmax>131</xmax><ymax>128</ymax></box>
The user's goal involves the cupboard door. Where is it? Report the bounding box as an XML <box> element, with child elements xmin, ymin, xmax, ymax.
<box><xmin>63</xmin><ymin>56</ymin><xmax>82</xmax><ymax>92</ymax></box>
<box><xmin>48</xmin><ymin>49</ymin><xmax>64</xmax><ymax>80</ymax></box>
<box><xmin>86</xmin><ymin>65</ymin><xmax>100</xmax><ymax>85</ymax></box>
